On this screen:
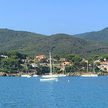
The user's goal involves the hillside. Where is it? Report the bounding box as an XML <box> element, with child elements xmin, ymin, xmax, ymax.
<box><xmin>75</xmin><ymin>27</ymin><xmax>108</xmax><ymax>42</ymax></box>
<box><xmin>0</xmin><ymin>29</ymin><xmax>108</xmax><ymax>56</ymax></box>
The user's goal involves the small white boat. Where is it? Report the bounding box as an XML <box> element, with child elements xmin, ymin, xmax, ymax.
<box><xmin>21</xmin><ymin>74</ymin><xmax>31</xmax><ymax>78</ymax></box>
<box><xmin>32</xmin><ymin>75</ymin><xmax>38</xmax><ymax>77</ymax></box>
<box><xmin>40</xmin><ymin>78</ymin><xmax>58</xmax><ymax>81</ymax></box>
<box><xmin>58</xmin><ymin>74</ymin><xmax>66</xmax><ymax>77</ymax></box>
<box><xmin>26</xmin><ymin>75</ymin><xmax>31</xmax><ymax>78</ymax></box>
<box><xmin>42</xmin><ymin>74</ymin><xmax>66</xmax><ymax>78</ymax></box>
<box><xmin>81</xmin><ymin>73</ymin><xmax>98</xmax><ymax>77</ymax></box>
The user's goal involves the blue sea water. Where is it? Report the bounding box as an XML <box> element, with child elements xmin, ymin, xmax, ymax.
<box><xmin>0</xmin><ymin>76</ymin><xmax>108</xmax><ymax>108</ymax></box>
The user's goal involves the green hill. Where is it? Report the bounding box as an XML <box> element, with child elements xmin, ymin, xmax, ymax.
<box><xmin>0</xmin><ymin>29</ymin><xmax>108</xmax><ymax>56</ymax></box>
<box><xmin>75</xmin><ymin>27</ymin><xmax>108</xmax><ymax>42</ymax></box>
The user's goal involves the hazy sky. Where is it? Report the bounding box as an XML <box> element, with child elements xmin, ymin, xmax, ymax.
<box><xmin>0</xmin><ymin>0</ymin><xmax>108</xmax><ymax>35</ymax></box>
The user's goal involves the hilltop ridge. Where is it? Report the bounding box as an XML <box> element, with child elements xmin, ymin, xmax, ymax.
<box><xmin>0</xmin><ymin>28</ymin><xmax>108</xmax><ymax>56</ymax></box>
<box><xmin>75</xmin><ymin>27</ymin><xmax>108</xmax><ymax>42</ymax></box>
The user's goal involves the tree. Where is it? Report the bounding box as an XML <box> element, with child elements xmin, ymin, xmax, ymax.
<box><xmin>65</xmin><ymin>66</ymin><xmax>76</xmax><ymax>73</ymax></box>
<box><xmin>36</xmin><ymin>66</ymin><xmax>50</xmax><ymax>75</ymax></box>
<box><xmin>66</xmin><ymin>54</ymin><xmax>82</xmax><ymax>63</ymax></box>
<box><xmin>102</xmin><ymin>54</ymin><xmax>108</xmax><ymax>61</ymax></box>
<box><xmin>91</xmin><ymin>54</ymin><xmax>99</xmax><ymax>61</ymax></box>
<box><xmin>0</xmin><ymin>51</ymin><xmax>27</xmax><ymax>73</ymax></box>
<box><xmin>40</xmin><ymin>58</ymin><xmax>48</xmax><ymax>63</ymax></box>
<box><xmin>53</xmin><ymin>55</ymin><xmax>60</xmax><ymax>61</ymax></box>
<box><xmin>7</xmin><ymin>50</ymin><xmax>27</xmax><ymax>59</ymax></box>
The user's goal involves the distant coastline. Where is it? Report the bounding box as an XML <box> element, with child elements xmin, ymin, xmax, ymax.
<box><xmin>0</xmin><ymin>51</ymin><xmax>108</xmax><ymax>76</ymax></box>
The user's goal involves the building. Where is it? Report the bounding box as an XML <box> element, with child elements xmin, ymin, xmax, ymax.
<box><xmin>31</xmin><ymin>63</ymin><xmax>38</xmax><ymax>67</ymax></box>
<box><xmin>61</xmin><ymin>62</ymin><xmax>70</xmax><ymax>66</ymax></box>
<box><xmin>99</xmin><ymin>62</ymin><xmax>108</xmax><ymax>72</ymax></box>
<box><xmin>40</xmin><ymin>63</ymin><xmax>48</xmax><ymax>66</ymax></box>
<box><xmin>0</xmin><ymin>55</ymin><xmax>8</xmax><ymax>58</ymax></box>
<box><xmin>60</xmin><ymin>58</ymin><xmax>66</xmax><ymax>61</ymax></box>
<box><xmin>34</xmin><ymin>55</ymin><xmax>46</xmax><ymax>61</ymax></box>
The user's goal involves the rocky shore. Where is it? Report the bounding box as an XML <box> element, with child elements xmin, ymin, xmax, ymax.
<box><xmin>0</xmin><ymin>72</ymin><xmax>108</xmax><ymax>77</ymax></box>
<box><xmin>0</xmin><ymin>72</ymin><xmax>23</xmax><ymax>77</ymax></box>
<box><xmin>67</xmin><ymin>72</ymin><xmax>108</xmax><ymax>76</ymax></box>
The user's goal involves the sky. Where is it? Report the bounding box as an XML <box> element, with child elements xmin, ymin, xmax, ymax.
<box><xmin>0</xmin><ymin>0</ymin><xmax>108</xmax><ymax>35</ymax></box>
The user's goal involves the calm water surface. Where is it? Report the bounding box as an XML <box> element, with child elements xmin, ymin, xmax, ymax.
<box><xmin>0</xmin><ymin>76</ymin><xmax>108</xmax><ymax>108</ymax></box>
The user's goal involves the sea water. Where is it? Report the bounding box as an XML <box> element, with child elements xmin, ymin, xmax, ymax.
<box><xmin>0</xmin><ymin>76</ymin><xmax>108</xmax><ymax>108</ymax></box>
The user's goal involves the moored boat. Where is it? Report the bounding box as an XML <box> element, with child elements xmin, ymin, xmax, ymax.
<box><xmin>40</xmin><ymin>77</ymin><xmax>58</xmax><ymax>81</ymax></box>
<box><xmin>40</xmin><ymin>52</ymin><xmax>58</xmax><ymax>81</ymax></box>
<box><xmin>81</xmin><ymin>73</ymin><xmax>98</xmax><ymax>77</ymax></box>
<box><xmin>42</xmin><ymin>74</ymin><xmax>58</xmax><ymax>78</ymax></box>
<box><xmin>32</xmin><ymin>74</ymin><xmax>38</xmax><ymax>77</ymax></box>
<box><xmin>58</xmin><ymin>74</ymin><xmax>66</xmax><ymax>77</ymax></box>
<box><xmin>21</xmin><ymin>74</ymin><xmax>31</xmax><ymax>78</ymax></box>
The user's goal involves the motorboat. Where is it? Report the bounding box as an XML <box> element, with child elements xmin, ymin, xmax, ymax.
<box><xmin>32</xmin><ymin>74</ymin><xmax>38</xmax><ymax>77</ymax></box>
<box><xmin>21</xmin><ymin>74</ymin><xmax>31</xmax><ymax>78</ymax></box>
<box><xmin>81</xmin><ymin>73</ymin><xmax>98</xmax><ymax>77</ymax></box>
<box><xmin>58</xmin><ymin>74</ymin><xmax>66</xmax><ymax>77</ymax></box>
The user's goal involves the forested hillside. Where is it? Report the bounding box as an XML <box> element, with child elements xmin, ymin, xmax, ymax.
<box><xmin>0</xmin><ymin>29</ymin><xmax>108</xmax><ymax>56</ymax></box>
<box><xmin>75</xmin><ymin>27</ymin><xmax>108</xmax><ymax>42</ymax></box>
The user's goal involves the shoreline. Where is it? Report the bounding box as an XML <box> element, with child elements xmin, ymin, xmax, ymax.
<box><xmin>0</xmin><ymin>72</ymin><xmax>108</xmax><ymax>77</ymax></box>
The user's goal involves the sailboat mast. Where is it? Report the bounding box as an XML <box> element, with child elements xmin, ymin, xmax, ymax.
<box><xmin>49</xmin><ymin>52</ymin><xmax>52</xmax><ymax>75</ymax></box>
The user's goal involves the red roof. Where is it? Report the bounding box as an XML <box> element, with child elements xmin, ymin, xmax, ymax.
<box><xmin>100</xmin><ymin>62</ymin><xmax>108</xmax><ymax>65</ymax></box>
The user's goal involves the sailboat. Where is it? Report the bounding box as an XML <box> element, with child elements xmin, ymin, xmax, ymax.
<box><xmin>40</xmin><ymin>52</ymin><xmax>58</xmax><ymax>81</ymax></box>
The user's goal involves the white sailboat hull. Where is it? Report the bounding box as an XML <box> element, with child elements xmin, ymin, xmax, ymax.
<box><xmin>42</xmin><ymin>75</ymin><xmax>58</xmax><ymax>78</ymax></box>
<box><xmin>40</xmin><ymin>78</ymin><xmax>58</xmax><ymax>81</ymax></box>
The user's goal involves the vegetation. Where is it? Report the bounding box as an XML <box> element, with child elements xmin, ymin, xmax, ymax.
<box><xmin>0</xmin><ymin>50</ymin><xmax>26</xmax><ymax>73</ymax></box>
<box><xmin>75</xmin><ymin>27</ymin><xmax>108</xmax><ymax>42</ymax></box>
<box><xmin>0</xmin><ymin>27</ymin><xmax>108</xmax><ymax>76</ymax></box>
<box><xmin>0</xmin><ymin>29</ymin><xmax>108</xmax><ymax>57</ymax></box>
<box><xmin>0</xmin><ymin>50</ymin><xmax>107</xmax><ymax>76</ymax></box>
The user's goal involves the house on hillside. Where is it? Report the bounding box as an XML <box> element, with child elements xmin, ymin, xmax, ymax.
<box><xmin>60</xmin><ymin>62</ymin><xmax>71</xmax><ymax>71</ymax></box>
<box><xmin>0</xmin><ymin>55</ymin><xmax>8</xmax><ymax>58</ymax></box>
<box><xmin>31</xmin><ymin>63</ymin><xmax>38</xmax><ymax>68</ymax></box>
<box><xmin>61</xmin><ymin>62</ymin><xmax>71</xmax><ymax>66</ymax></box>
<box><xmin>60</xmin><ymin>58</ymin><xmax>66</xmax><ymax>61</ymax></box>
<box><xmin>99</xmin><ymin>62</ymin><xmax>108</xmax><ymax>72</ymax></box>
<box><xmin>40</xmin><ymin>63</ymin><xmax>48</xmax><ymax>67</ymax></box>
<box><xmin>34</xmin><ymin>55</ymin><xmax>46</xmax><ymax>61</ymax></box>
<box><xmin>61</xmin><ymin>61</ymin><xmax>70</xmax><ymax>67</ymax></box>
<box><xmin>94</xmin><ymin>60</ymin><xmax>100</xmax><ymax>63</ymax></box>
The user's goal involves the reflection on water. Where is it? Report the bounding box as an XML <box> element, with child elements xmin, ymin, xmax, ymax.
<box><xmin>0</xmin><ymin>76</ymin><xmax>108</xmax><ymax>108</ymax></box>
